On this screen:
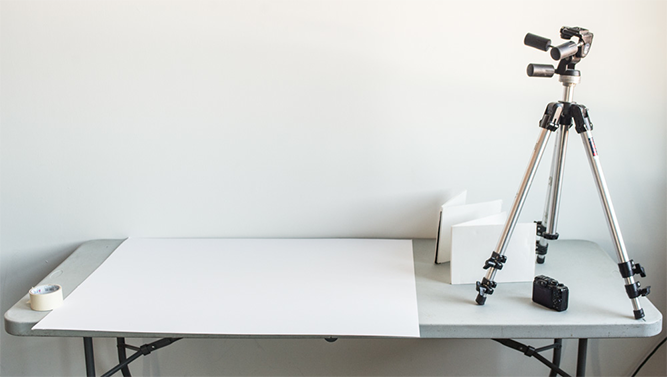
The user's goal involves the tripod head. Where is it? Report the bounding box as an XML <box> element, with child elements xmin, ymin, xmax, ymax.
<box><xmin>525</xmin><ymin>27</ymin><xmax>594</xmax><ymax>78</ymax></box>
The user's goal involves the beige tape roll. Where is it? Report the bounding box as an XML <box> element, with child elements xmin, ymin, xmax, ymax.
<box><xmin>29</xmin><ymin>284</ymin><xmax>63</xmax><ymax>311</ymax></box>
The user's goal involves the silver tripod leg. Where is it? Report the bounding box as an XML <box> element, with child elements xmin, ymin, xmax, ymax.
<box><xmin>580</xmin><ymin>130</ymin><xmax>646</xmax><ymax>318</ymax></box>
<box><xmin>537</xmin><ymin>125</ymin><xmax>570</xmax><ymax>264</ymax></box>
<box><xmin>475</xmin><ymin>127</ymin><xmax>553</xmax><ymax>304</ymax></box>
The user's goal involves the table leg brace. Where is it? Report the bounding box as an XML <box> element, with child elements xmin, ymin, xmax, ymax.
<box><xmin>494</xmin><ymin>338</ymin><xmax>571</xmax><ymax>377</ymax></box>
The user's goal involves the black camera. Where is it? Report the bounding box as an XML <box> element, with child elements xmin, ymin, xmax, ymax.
<box><xmin>532</xmin><ymin>275</ymin><xmax>568</xmax><ymax>312</ymax></box>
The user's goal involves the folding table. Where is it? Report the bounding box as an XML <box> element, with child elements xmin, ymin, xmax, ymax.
<box><xmin>5</xmin><ymin>239</ymin><xmax>662</xmax><ymax>376</ymax></box>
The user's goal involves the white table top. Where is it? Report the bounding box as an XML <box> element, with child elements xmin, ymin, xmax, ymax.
<box><xmin>5</xmin><ymin>239</ymin><xmax>662</xmax><ymax>339</ymax></box>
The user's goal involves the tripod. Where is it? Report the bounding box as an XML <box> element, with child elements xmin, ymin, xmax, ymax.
<box><xmin>474</xmin><ymin>27</ymin><xmax>650</xmax><ymax>319</ymax></box>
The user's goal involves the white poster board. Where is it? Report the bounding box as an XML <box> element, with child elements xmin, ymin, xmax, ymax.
<box><xmin>34</xmin><ymin>238</ymin><xmax>420</xmax><ymax>337</ymax></box>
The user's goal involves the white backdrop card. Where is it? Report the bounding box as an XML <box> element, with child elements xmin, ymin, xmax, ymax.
<box><xmin>450</xmin><ymin>214</ymin><xmax>536</xmax><ymax>284</ymax></box>
<box><xmin>33</xmin><ymin>238</ymin><xmax>420</xmax><ymax>337</ymax></box>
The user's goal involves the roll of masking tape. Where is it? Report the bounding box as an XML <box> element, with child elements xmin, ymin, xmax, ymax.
<box><xmin>29</xmin><ymin>284</ymin><xmax>63</xmax><ymax>311</ymax></box>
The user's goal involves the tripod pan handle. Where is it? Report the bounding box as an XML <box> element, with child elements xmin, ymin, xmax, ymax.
<box><xmin>524</xmin><ymin>33</ymin><xmax>551</xmax><ymax>51</ymax></box>
<box><xmin>527</xmin><ymin>64</ymin><xmax>555</xmax><ymax>77</ymax></box>
<box><xmin>551</xmin><ymin>41</ymin><xmax>579</xmax><ymax>60</ymax></box>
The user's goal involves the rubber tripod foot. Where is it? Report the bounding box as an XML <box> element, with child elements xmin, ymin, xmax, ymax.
<box><xmin>475</xmin><ymin>294</ymin><xmax>487</xmax><ymax>305</ymax></box>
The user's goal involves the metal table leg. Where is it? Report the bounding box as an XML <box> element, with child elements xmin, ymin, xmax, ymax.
<box><xmin>550</xmin><ymin>339</ymin><xmax>563</xmax><ymax>377</ymax></box>
<box><xmin>117</xmin><ymin>337</ymin><xmax>132</xmax><ymax>376</ymax></box>
<box><xmin>577</xmin><ymin>338</ymin><xmax>588</xmax><ymax>376</ymax></box>
<box><xmin>83</xmin><ymin>337</ymin><xmax>96</xmax><ymax>377</ymax></box>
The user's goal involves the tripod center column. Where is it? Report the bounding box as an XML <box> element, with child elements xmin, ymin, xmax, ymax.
<box><xmin>559</xmin><ymin>70</ymin><xmax>581</xmax><ymax>103</ymax></box>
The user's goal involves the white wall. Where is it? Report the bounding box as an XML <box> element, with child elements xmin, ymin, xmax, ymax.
<box><xmin>1</xmin><ymin>1</ymin><xmax>665</xmax><ymax>376</ymax></box>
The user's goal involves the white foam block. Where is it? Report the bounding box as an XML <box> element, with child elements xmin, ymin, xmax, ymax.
<box><xmin>450</xmin><ymin>214</ymin><xmax>536</xmax><ymax>284</ymax></box>
<box><xmin>435</xmin><ymin>192</ymin><xmax>502</xmax><ymax>264</ymax></box>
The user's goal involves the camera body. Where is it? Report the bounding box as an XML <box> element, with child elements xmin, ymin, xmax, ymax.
<box><xmin>532</xmin><ymin>275</ymin><xmax>568</xmax><ymax>312</ymax></box>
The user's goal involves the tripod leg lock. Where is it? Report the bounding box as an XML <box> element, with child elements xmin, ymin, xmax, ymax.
<box><xmin>483</xmin><ymin>252</ymin><xmax>507</xmax><ymax>270</ymax></box>
<box><xmin>475</xmin><ymin>277</ymin><xmax>497</xmax><ymax>305</ymax></box>
<box><xmin>535</xmin><ymin>221</ymin><xmax>559</xmax><ymax>240</ymax></box>
<box><xmin>618</xmin><ymin>260</ymin><xmax>647</xmax><ymax>278</ymax></box>
<box><xmin>625</xmin><ymin>282</ymin><xmax>651</xmax><ymax>299</ymax></box>
<box><xmin>619</xmin><ymin>261</ymin><xmax>650</xmax><ymax>300</ymax></box>
<box><xmin>535</xmin><ymin>241</ymin><xmax>548</xmax><ymax>256</ymax></box>
<box><xmin>535</xmin><ymin>242</ymin><xmax>548</xmax><ymax>264</ymax></box>
<box><xmin>543</xmin><ymin>232</ymin><xmax>559</xmax><ymax>240</ymax></box>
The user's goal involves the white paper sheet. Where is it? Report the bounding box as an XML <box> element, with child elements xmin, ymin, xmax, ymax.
<box><xmin>450</xmin><ymin>214</ymin><xmax>536</xmax><ymax>284</ymax></box>
<box><xmin>33</xmin><ymin>238</ymin><xmax>420</xmax><ymax>337</ymax></box>
<box><xmin>435</xmin><ymin>191</ymin><xmax>502</xmax><ymax>263</ymax></box>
